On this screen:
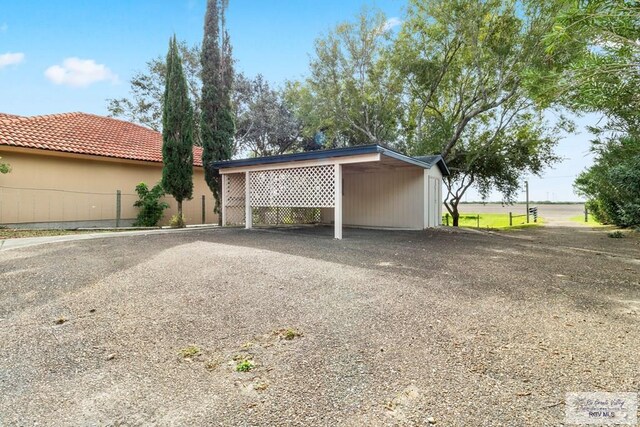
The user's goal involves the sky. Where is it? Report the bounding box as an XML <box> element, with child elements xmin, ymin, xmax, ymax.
<box><xmin>0</xmin><ymin>0</ymin><xmax>597</xmax><ymax>201</ymax></box>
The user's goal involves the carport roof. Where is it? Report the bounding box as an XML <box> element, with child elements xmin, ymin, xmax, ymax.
<box><xmin>212</xmin><ymin>144</ymin><xmax>449</xmax><ymax>176</ymax></box>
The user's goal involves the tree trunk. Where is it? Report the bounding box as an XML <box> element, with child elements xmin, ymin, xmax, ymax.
<box><xmin>177</xmin><ymin>200</ymin><xmax>183</xmax><ymax>219</ymax></box>
<box><xmin>451</xmin><ymin>199</ymin><xmax>460</xmax><ymax>227</ymax></box>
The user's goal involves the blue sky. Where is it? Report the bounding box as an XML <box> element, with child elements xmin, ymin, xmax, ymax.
<box><xmin>0</xmin><ymin>0</ymin><xmax>596</xmax><ymax>201</ymax></box>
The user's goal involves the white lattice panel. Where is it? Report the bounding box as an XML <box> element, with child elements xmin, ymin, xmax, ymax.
<box><xmin>224</xmin><ymin>173</ymin><xmax>245</xmax><ymax>226</ymax></box>
<box><xmin>249</xmin><ymin>165</ymin><xmax>335</xmax><ymax>208</ymax></box>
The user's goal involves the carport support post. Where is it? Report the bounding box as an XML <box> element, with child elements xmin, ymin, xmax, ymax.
<box><xmin>245</xmin><ymin>171</ymin><xmax>252</xmax><ymax>229</ymax></box>
<box><xmin>221</xmin><ymin>174</ymin><xmax>227</xmax><ymax>227</ymax></box>
<box><xmin>334</xmin><ymin>163</ymin><xmax>342</xmax><ymax>239</ymax></box>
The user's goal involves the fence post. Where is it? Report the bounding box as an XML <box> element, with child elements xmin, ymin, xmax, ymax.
<box><xmin>445</xmin><ymin>213</ymin><xmax>449</xmax><ymax>226</ymax></box>
<box><xmin>201</xmin><ymin>195</ymin><xmax>205</xmax><ymax>224</ymax></box>
<box><xmin>526</xmin><ymin>180</ymin><xmax>530</xmax><ymax>223</ymax></box>
<box><xmin>584</xmin><ymin>206</ymin><xmax>588</xmax><ymax>223</ymax></box>
<box><xmin>116</xmin><ymin>190</ymin><xmax>121</xmax><ymax>228</ymax></box>
<box><xmin>509</xmin><ymin>212</ymin><xmax>512</xmax><ymax>227</ymax></box>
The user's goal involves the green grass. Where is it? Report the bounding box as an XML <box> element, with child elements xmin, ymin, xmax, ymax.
<box><xmin>569</xmin><ymin>215</ymin><xmax>604</xmax><ymax>226</ymax></box>
<box><xmin>443</xmin><ymin>213</ymin><xmax>542</xmax><ymax>229</ymax></box>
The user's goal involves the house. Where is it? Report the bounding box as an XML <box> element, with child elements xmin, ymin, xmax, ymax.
<box><xmin>0</xmin><ymin>112</ymin><xmax>217</xmax><ymax>227</ymax></box>
<box><xmin>212</xmin><ymin>144</ymin><xmax>448</xmax><ymax>239</ymax></box>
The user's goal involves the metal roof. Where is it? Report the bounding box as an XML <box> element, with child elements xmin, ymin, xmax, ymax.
<box><xmin>212</xmin><ymin>144</ymin><xmax>449</xmax><ymax>176</ymax></box>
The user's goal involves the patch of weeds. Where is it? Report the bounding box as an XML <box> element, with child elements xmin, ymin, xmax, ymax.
<box><xmin>254</xmin><ymin>381</ymin><xmax>269</xmax><ymax>391</ymax></box>
<box><xmin>54</xmin><ymin>317</ymin><xmax>67</xmax><ymax>325</ymax></box>
<box><xmin>233</xmin><ymin>353</ymin><xmax>249</xmax><ymax>361</ymax></box>
<box><xmin>608</xmin><ymin>230</ymin><xmax>625</xmax><ymax>238</ymax></box>
<box><xmin>276</xmin><ymin>328</ymin><xmax>303</xmax><ymax>340</ymax></box>
<box><xmin>236</xmin><ymin>359</ymin><xmax>255</xmax><ymax>372</ymax></box>
<box><xmin>169</xmin><ymin>214</ymin><xmax>186</xmax><ymax>228</ymax></box>
<box><xmin>205</xmin><ymin>358</ymin><xmax>221</xmax><ymax>371</ymax></box>
<box><xmin>179</xmin><ymin>345</ymin><xmax>201</xmax><ymax>358</ymax></box>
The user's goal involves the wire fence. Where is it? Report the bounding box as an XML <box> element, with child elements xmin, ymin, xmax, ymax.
<box><xmin>0</xmin><ymin>185</ymin><xmax>218</xmax><ymax>228</ymax></box>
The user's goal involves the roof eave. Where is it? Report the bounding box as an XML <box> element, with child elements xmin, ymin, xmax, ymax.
<box><xmin>211</xmin><ymin>144</ymin><xmax>450</xmax><ymax>175</ymax></box>
<box><xmin>212</xmin><ymin>144</ymin><xmax>380</xmax><ymax>169</ymax></box>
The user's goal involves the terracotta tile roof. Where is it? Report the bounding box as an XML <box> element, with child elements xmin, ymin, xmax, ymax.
<box><xmin>0</xmin><ymin>112</ymin><xmax>203</xmax><ymax>166</ymax></box>
<box><xmin>0</xmin><ymin>113</ymin><xmax>23</xmax><ymax>121</ymax></box>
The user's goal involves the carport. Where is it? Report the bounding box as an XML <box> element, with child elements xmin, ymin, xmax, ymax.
<box><xmin>212</xmin><ymin>144</ymin><xmax>449</xmax><ymax>239</ymax></box>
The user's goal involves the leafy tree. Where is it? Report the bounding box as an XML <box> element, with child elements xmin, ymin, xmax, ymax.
<box><xmin>201</xmin><ymin>0</ymin><xmax>234</xmax><ymax>222</ymax></box>
<box><xmin>543</xmin><ymin>0</ymin><xmax>639</xmax><ymax>222</ymax></box>
<box><xmin>235</xmin><ymin>74</ymin><xmax>305</xmax><ymax>156</ymax></box>
<box><xmin>303</xmin><ymin>9</ymin><xmax>404</xmax><ymax>147</ymax></box>
<box><xmin>133</xmin><ymin>182</ymin><xmax>169</xmax><ymax>226</ymax></box>
<box><xmin>537</xmin><ymin>0</ymin><xmax>640</xmax><ymax>135</ymax></box>
<box><xmin>575</xmin><ymin>135</ymin><xmax>640</xmax><ymax>227</ymax></box>
<box><xmin>0</xmin><ymin>157</ymin><xmax>10</xmax><ymax>174</ymax></box>
<box><xmin>161</xmin><ymin>36</ymin><xmax>194</xmax><ymax>226</ymax></box>
<box><xmin>393</xmin><ymin>0</ymin><xmax>566</xmax><ymax>225</ymax></box>
<box><xmin>107</xmin><ymin>41</ymin><xmax>202</xmax><ymax>144</ymax></box>
<box><xmin>542</xmin><ymin>0</ymin><xmax>640</xmax><ymax>227</ymax></box>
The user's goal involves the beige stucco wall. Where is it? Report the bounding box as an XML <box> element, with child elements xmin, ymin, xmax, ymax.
<box><xmin>322</xmin><ymin>166</ymin><xmax>426</xmax><ymax>229</ymax></box>
<box><xmin>0</xmin><ymin>147</ymin><xmax>218</xmax><ymax>226</ymax></box>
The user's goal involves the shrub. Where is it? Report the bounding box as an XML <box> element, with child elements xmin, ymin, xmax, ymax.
<box><xmin>0</xmin><ymin>157</ymin><xmax>10</xmax><ymax>174</ymax></box>
<box><xmin>169</xmin><ymin>214</ymin><xmax>186</xmax><ymax>228</ymax></box>
<box><xmin>133</xmin><ymin>182</ymin><xmax>169</xmax><ymax>227</ymax></box>
<box><xmin>235</xmin><ymin>359</ymin><xmax>255</xmax><ymax>372</ymax></box>
<box><xmin>575</xmin><ymin>135</ymin><xmax>640</xmax><ymax>227</ymax></box>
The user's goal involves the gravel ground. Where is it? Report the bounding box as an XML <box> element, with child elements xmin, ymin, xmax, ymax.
<box><xmin>0</xmin><ymin>225</ymin><xmax>638</xmax><ymax>426</ymax></box>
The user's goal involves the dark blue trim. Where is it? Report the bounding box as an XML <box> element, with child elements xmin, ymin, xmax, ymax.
<box><xmin>212</xmin><ymin>144</ymin><xmax>449</xmax><ymax>176</ymax></box>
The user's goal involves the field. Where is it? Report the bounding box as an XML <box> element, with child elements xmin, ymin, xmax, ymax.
<box><xmin>455</xmin><ymin>203</ymin><xmax>589</xmax><ymax>227</ymax></box>
<box><xmin>443</xmin><ymin>212</ymin><xmax>541</xmax><ymax>229</ymax></box>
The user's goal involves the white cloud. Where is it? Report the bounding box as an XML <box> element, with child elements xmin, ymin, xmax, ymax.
<box><xmin>44</xmin><ymin>57</ymin><xmax>118</xmax><ymax>87</ymax></box>
<box><xmin>383</xmin><ymin>17</ymin><xmax>403</xmax><ymax>32</ymax></box>
<box><xmin>0</xmin><ymin>52</ymin><xmax>25</xmax><ymax>69</ymax></box>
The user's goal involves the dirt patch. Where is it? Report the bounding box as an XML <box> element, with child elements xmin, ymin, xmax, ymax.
<box><xmin>0</xmin><ymin>228</ymin><xmax>100</xmax><ymax>239</ymax></box>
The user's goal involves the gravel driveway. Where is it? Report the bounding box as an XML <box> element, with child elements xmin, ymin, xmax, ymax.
<box><xmin>1</xmin><ymin>226</ymin><xmax>638</xmax><ymax>426</ymax></box>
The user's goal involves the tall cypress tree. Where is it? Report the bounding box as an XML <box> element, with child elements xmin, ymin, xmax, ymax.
<box><xmin>201</xmin><ymin>0</ymin><xmax>234</xmax><ymax>224</ymax></box>
<box><xmin>162</xmin><ymin>36</ymin><xmax>194</xmax><ymax>225</ymax></box>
